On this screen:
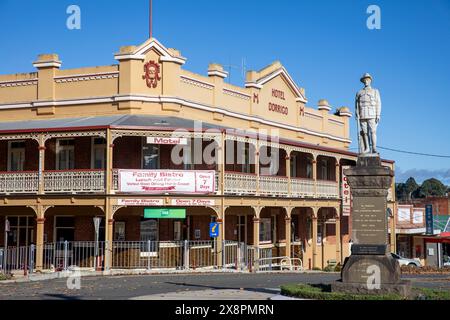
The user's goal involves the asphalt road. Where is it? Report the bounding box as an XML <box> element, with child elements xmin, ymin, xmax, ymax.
<box><xmin>0</xmin><ymin>272</ymin><xmax>449</xmax><ymax>300</ymax></box>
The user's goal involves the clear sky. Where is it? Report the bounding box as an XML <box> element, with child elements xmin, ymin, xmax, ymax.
<box><xmin>0</xmin><ymin>0</ymin><xmax>449</xmax><ymax>184</ymax></box>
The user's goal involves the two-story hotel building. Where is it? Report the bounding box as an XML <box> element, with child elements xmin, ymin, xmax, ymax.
<box><xmin>0</xmin><ymin>38</ymin><xmax>397</xmax><ymax>272</ymax></box>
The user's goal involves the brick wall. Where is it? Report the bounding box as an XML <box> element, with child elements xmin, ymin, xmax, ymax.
<box><xmin>24</xmin><ymin>140</ymin><xmax>39</xmax><ymax>171</ymax></box>
<box><xmin>189</xmin><ymin>215</ymin><xmax>211</xmax><ymax>240</ymax></box>
<box><xmin>0</xmin><ymin>141</ymin><xmax>7</xmax><ymax>171</ymax></box>
<box><xmin>113</xmin><ymin>137</ymin><xmax>142</xmax><ymax>169</ymax></box>
<box><xmin>45</xmin><ymin>139</ymin><xmax>56</xmax><ymax>170</ymax></box>
<box><xmin>74</xmin><ymin>137</ymin><xmax>91</xmax><ymax>169</ymax></box>
<box><xmin>225</xmin><ymin>215</ymin><xmax>238</xmax><ymax>241</ymax></box>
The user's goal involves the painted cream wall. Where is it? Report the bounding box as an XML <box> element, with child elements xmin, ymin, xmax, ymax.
<box><xmin>0</xmin><ymin>38</ymin><xmax>352</xmax><ymax>151</ymax></box>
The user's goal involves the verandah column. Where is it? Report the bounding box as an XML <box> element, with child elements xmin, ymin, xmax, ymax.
<box><xmin>312</xmin><ymin>207</ymin><xmax>318</xmax><ymax>269</ymax></box>
<box><xmin>104</xmin><ymin>128</ymin><xmax>114</xmax><ymax>271</ymax></box>
<box><xmin>312</xmin><ymin>156</ymin><xmax>318</xmax><ymax>196</ymax></box>
<box><xmin>216</xmin><ymin>204</ymin><xmax>225</xmax><ymax>268</ymax></box>
<box><xmin>38</xmin><ymin>134</ymin><xmax>46</xmax><ymax>194</ymax></box>
<box><xmin>284</xmin><ymin>207</ymin><xmax>292</xmax><ymax>259</ymax></box>
<box><xmin>286</xmin><ymin>152</ymin><xmax>292</xmax><ymax>197</ymax></box>
<box><xmin>35</xmin><ymin>205</ymin><xmax>45</xmax><ymax>272</ymax></box>
<box><xmin>252</xmin><ymin>206</ymin><xmax>262</xmax><ymax>271</ymax></box>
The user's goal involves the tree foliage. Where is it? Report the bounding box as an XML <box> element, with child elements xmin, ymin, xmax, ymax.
<box><xmin>418</xmin><ymin>178</ymin><xmax>448</xmax><ymax>197</ymax></box>
<box><xmin>396</xmin><ymin>177</ymin><xmax>448</xmax><ymax>201</ymax></box>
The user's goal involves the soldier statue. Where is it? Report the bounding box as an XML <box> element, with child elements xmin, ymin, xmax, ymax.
<box><xmin>355</xmin><ymin>73</ymin><xmax>381</xmax><ymax>154</ymax></box>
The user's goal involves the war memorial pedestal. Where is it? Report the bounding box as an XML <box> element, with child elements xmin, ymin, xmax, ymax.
<box><xmin>332</xmin><ymin>155</ymin><xmax>412</xmax><ymax>296</ymax></box>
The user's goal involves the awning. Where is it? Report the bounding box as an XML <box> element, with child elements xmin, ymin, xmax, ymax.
<box><xmin>421</xmin><ymin>233</ymin><xmax>450</xmax><ymax>244</ymax></box>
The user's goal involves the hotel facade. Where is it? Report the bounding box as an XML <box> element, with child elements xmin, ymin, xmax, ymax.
<box><xmin>0</xmin><ymin>38</ymin><xmax>396</xmax><ymax>272</ymax></box>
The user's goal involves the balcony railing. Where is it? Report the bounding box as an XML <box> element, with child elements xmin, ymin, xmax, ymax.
<box><xmin>259</xmin><ymin>175</ymin><xmax>289</xmax><ymax>197</ymax></box>
<box><xmin>44</xmin><ymin>170</ymin><xmax>105</xmax><ymax>193</ymax></box>
<box><xmin>223</xmin><ymin>172</ymin><xmax>257</xmax><ymax>195</ymax></box>
<box><xmin>0</xmin><ymin>170</ymin><xmax>339</xmax><ymax>198</ymax></box>
<box><xmin>316</xmin><ymin>179</ymin><xmax>340</xmax><ymax>199</ymax></box>
<box><xmin>0</xmin><ymin>171</ymin><xmax>39</xmax><ymax>194</ymax></box>
<box><xmin>290</xmin><ymin>177</ymin><xmax>315</xmax><ymax>198</ymax></box>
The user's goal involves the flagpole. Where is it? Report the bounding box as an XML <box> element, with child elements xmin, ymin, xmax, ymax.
<box><xmin>149</xmin><ymin>0</ymin><xmax>153</xmax><ymax>38</ymax></box>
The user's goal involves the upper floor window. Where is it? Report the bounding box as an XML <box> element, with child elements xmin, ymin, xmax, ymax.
<box><xmin>56</xmin><ymin>139</ymin><xmax>75</xmax><ymax>170</ymax></box>
<box><xmin>320</xmin><ymin>159</ymin><xmax>328</xmax><ymax>180</ymax></box>
<box><xmin>306</xmin><ymin>159</ymin><xmax>313</xmax><ymax>179</ymax></box>
<box><xmin>183</xmin><ymin>139</ymin><xmax>195</xmax><ymax>170</ymax></box>
<box><xmin>91</xmin><ymin>138</ymin><xmax>106</xmax><ymax>169</ymax></box>
<box><xmin>8</xmin><ymin>141</ymin><xmax>26</xmax><ymax>172</ymax></box>
<box><xmin>142</xmin><ymin>140</ymin><xmax>160</xmax><ymax>169</ymax></box>
<box><xmin>290</xmin><ymin>154</ymin><xmax>297</xmax><ymax>178</ymax></box>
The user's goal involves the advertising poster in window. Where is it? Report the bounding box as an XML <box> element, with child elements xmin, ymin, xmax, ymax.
<box><xmin>118</xmin><ymin>170</ymin><xmax>216</xmax><ymax>194</ymax></box>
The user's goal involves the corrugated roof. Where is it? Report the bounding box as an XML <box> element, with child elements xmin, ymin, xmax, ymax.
<box><xmin>0</xmin><ymin>115</ymin><xmax>227</xmax><ymax>132</ymax></box>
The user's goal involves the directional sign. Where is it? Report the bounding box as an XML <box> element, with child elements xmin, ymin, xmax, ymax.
<box><xmin>425</xmin><ymin>204</ymin><xmax>434</xmax><ymax>235</ymax></box>
<box><xmin>209</xmin><ymin>222</ymin><xmax>219</xmax><ymax>238</ymax></box>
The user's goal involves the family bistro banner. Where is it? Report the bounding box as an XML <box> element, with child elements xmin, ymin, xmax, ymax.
<box><xmin>118</xmin><ymin>170</ymin><xmax>216</xmax><ymax>194</ymax></box>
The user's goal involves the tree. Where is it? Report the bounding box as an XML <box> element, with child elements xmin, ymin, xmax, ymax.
<box><xmin>418</xmin><ymin>178</ymin><xmax>447</xmax><ymax>197</ymax></box>
<box><xmin>395</xmin><ymin>183</ymin><xmax>407</xmax><ymax>202</ymax></box>
<box><xmin>404</xmin><ymin>177</ymin><xmax>419</xmax><ymax>200</ymax></box>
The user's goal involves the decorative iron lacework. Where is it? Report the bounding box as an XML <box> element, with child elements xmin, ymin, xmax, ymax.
<box><xmin>111</xmin><ymin>130</ymin><xmax>221</xmax><ymax>143</ymax></box>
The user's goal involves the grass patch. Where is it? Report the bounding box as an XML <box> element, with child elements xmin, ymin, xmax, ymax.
<box><xmin>281</xmin><ymin>283</ymin><xmax>405</xmax><ymax>300</ymax></box>
<box><xmin>0</xmin><ymin>273</ymin><xmax>12</xmax><ymax>281</ymax></box>
<box><xmin>414</xmin><ymin>287</ymin><xmax>450</xmax><ymax>300</ymax></box>
<box><xmin>281</xmin><ymin>283</ymin><xmax>450</xmax><ymax>300</ymax></box>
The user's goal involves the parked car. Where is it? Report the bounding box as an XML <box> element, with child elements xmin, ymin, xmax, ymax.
<box><xmin>391</xmin><ymin>253</ymin><xmax>422</xmax><ymax>267</ymax></box>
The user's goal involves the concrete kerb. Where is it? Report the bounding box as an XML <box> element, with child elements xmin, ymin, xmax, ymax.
<box><xmin>0</xmin><ymin>269</ymin><xmax>335</xmax><ymax>284</ymax></box>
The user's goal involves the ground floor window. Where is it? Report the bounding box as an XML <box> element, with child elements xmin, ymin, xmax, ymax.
<box><xmin>54</xmin><ymin>216</ymin><xmax>75</xmax><ymax>242</ymax></box>
<box><xmin>174</xmin><ymin>221</ymin><xmax>182</xmax><ymax>241</ymax></box>
<box><xmin>260</xmin><ymin>218</ymin><xmax>272</xmax><ymax>243</ymax></box>
<box><xmin>140</xmin><ymin>219</ymin><xmax>158</xmax><ymax>242</ymax></box>
<box><xmin>114</xmin><ymin>221</ymin><xmax>126</xmax><ymax>241</ymax></box>
<box><xmin>6</xmin><ymin>216</ymin><xmax>35</xmax><ymax>246</ymax></box>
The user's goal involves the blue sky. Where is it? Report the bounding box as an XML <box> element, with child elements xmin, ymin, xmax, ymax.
<box><xmin>0</xmin><ymin>0</ymin><xmax>449</xmax><ymax>184</ymax></box>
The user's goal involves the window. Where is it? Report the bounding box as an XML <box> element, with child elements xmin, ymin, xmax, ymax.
<box><xmin>259</xmin><ymin>218</ymin><xmax>272</xmax><ymax>243</ymax></box>
<box><xmin>320</xmin><ymin>159</ymin><xmax>328</xmax><ymax>180</ymax></box>
<box><xmin>290</xmin><ymin>154</ymin><xmax>297</xmax><ymax>178</ymax></box>
<box><xmin>54</xmin><ymin>216</ymin><xmax>75</xmax><ymax>242</ymax></box>
<box><xmin>183</xmin><ymin>139</ymin><xmax>195</xmax><ymax>170</ymax></box>
<box><xmin>174</xmin><ymin>221</ymin><xmax>182</xmax><ymax>241</ymax></box>
<box><xmin>8</xmin><ymin>141</ymin><xmax>26</xmax><ymax>172</ymax></box>
<box><xmin>142</xmin><ymin>141</ymin><xmax>160</xmax><ymax>169</ymax></box>
<box><xmin>91</xmin><ymin>138</ymin><xmax>106</xmax><ymax>169</ymax></box>
<box><xmin>6</xmin><ymin>216</ymin><xmax>35</xmax><ymax>246</ymax></box>
<box><xmin>306</xmin><ymin>159</ymin><xmax>313</xmax><ymax>179</ymax></box>
<box><xmin>237</xmin><ymin>215</ymin><xmax>246</xmax><ymax>243</ymax></box>
<box><xmin>240</xmin><ymin>143</ymin><xmax>251</xmax><ymax>173</ymax></box>
<box><xmin>56</xmin><ymin>139</ymin><xmax>75</xmax><ymax>170</ymax></box>
<box><xmin>140</xmin><ymin>219</ymin><xmax>158</xmax><ymax>241</ymax></box>
<box><xmin>114</xmin><ymin>221</ymin><xmax>126</xmax><ymax>241</ymax></box>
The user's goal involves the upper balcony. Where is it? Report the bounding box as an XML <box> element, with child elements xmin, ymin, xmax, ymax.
<box><xmin>0</xmin><ymin>116</ymin><xmax>358</xmax><ymax>199</ymax></box>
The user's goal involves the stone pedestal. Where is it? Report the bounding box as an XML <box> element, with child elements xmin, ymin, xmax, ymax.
<box><xmin>332</xmin><ymin>155</ymin><xmax>412</xmax><ymax>297</ymax></box>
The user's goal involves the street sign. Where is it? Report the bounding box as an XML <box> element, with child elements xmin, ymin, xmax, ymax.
<box><xmin>425</xmin><ymin>204</ymin><xmax>434</xmax><ymax>235</ymax></box>
<box><xmin>144</xmin><ymin>208</ymin><xmax>186</xmax><ymax>219</ymax></box>
<box><xmin>209</xmin><ymin>222</ymin><xmax>219</xmax><ymax>238</ymax></box>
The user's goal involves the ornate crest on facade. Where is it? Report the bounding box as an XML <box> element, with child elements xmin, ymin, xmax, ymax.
<box><xmin>142</xmin><ymin>60</ymin><xmax>161</xmax><ymax>88</ymax></box>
